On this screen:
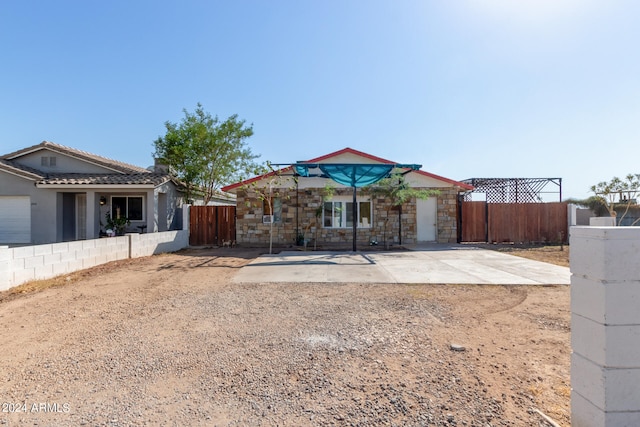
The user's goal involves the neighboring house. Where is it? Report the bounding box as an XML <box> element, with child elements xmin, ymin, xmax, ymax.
<box><xmin>221</xmin><ymin>147</ymin><xmax>473</xmax><ymax>247</ymax></box>
<box><xmin>0</xmin><ymin>141</ymin><xmax>186</xmax><ymax>244</ymax></box>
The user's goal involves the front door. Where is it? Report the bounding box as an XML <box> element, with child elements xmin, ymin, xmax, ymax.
<box><xmin>62</xmin><ymin>193</ymin><xmax>76</xmax><ymax>242</ymax></box>
<box><xmin>76</xmin><ymin>194</ymin><xmax>87</xmax><ymax>240</ymax></box>
<box><xmin>416</xmin><ymin>198</ymin><xmax>437</xmax><ymax>242</ymax></box>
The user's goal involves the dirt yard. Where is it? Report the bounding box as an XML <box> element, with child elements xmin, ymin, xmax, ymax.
<box><xmin>0</xmin><ymin>247</ymin><xmax>570</xmax><ymax>426</ymax></box>
<box><xmin>471</xmin><ymin>243</ymin><xmax>569</xmax><ymax>268</ymax></box>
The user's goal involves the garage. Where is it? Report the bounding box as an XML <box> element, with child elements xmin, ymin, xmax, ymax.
<box><xmin>0</xmin><ymin>196</ymin><xmax>31</xmax><ymax>243</ymax></box>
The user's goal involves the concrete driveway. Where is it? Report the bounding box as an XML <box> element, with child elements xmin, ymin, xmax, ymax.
<box><xmin>232</xmin><ymin>245</ymin><xmax>571</xmax><ymax>285</ymax></box>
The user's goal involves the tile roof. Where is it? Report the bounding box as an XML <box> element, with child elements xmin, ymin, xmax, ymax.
<box><xmin>38</xmin><ymin>173</ymin><xmax>172</xmax><ymax>186</ymax></box>
<box><xmin>0</xmin><ymin>159</ymin><xmax>45</xmax><ymax>180</ymax></box>
<box><xmin>1</xmin><ymin>141</ymin><xmax>150</xmax><ymax>174</ymax></box>
<box><xmin>0</xmin><ymin>142</ymin><xmax>180</xmax><ymax>187</ymax></box>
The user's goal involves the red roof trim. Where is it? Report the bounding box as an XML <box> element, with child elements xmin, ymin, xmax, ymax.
<box><xmin>221</xmin><ymin>166</ymin><xmax>294</xmax><ymax>192</ymax></box>
<box><xmin>411</xmin><ymin>170</ymin><xmax>474</xmax><ymax>190</ymax></box>
<box><xmin>304</xmin><ymin>147</ymin><xmax>395</xmax><ymax>164</ymax></box>
<box><xmin>222</xmin><ymin>147</ymin><xmax>395</xmax><ymax>192</ymax></box>
<box><xmin>221</xmin><ymin>147</ymin><xmax>473</xmax><ymax>192</ymax></box>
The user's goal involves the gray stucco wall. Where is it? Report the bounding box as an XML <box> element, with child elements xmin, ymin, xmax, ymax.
<box><xmin>154</xmin><ymin>181</ymin><xmax>184</xmax><ymax>232</ymax></box>
<box><xmin>0</xmin><ymin>171</ymin><xmax>58</xmax><ymax>244</ymax></box>
<box><xmin>1</xmin><ymin>170</ymin><xmax>184</xmax><ymax>243</ymax></box>
<box><xmin>14</xmin><ymin>150</ymin><xmax>117</xmax><ymax>174</ymax></box>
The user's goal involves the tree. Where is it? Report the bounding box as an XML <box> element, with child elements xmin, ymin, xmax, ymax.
<box><xmin>154</xmin><ymin>103</ymin><xmax>259</xmax><ymax>204</ymax></box>
<box><xmin>564</xmin><ymin>196</ymin><xmax>609</xmax><ymax>217</ymax></box>
<box><xmin>242</xmin><ymin>163</ymin><xmax>294</xmax><ymax>254</ymax></box>
<box><xmin>366</xmin><ymin>172</ymin><xmax>440</xmax><ymax>248</ymax></box>
<box><xmin>590</xmin><ymin>173</ymin><xmax>640</xmax><ymax>225</ymax></box>
<box><xmin>303</xmin><ymin>183</ymin><xmax>335</xmax><ymax>251</ymax></box>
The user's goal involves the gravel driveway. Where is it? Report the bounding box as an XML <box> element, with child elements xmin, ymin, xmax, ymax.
<box><xmin>0</xmin><ymin>248</ymin><xmax>571</xmax><ymax>426</ymax></box>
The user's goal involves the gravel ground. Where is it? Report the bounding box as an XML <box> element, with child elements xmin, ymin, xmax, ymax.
<box><xmin>0</xmin><ymin>248</ymin><xmax>570</xmax><ymax>426</ymax></box>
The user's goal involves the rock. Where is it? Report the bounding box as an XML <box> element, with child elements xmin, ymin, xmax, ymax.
<box><xmin>450</xmin><ymin>344</ymin><xmax>466</xmax><ymax>352</ymax></box>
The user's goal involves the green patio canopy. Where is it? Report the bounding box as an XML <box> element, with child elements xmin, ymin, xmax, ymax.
<box><xmin>294</xmin><ymin>163</ymin><xmax>421</xmax><ymax>187</ymax></box>
<box><xmin>293</xmin><ymin>163</ymin><xmax>421</xmax><ymax>250</ymax></box>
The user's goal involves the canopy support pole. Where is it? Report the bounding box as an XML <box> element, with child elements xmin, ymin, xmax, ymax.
<box><xmin>288</xmin><ymin>162</ymin><xmax>421</xmax><ymax>252</ymax></box>
<box><xmin>352</xmin><ymin>186</ymin><xmax>357</xmax><ymax>252</ymax></box>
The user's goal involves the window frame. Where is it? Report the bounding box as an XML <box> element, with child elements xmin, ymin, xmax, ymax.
<box><xmin>110</xmin><ymin>195</ymin><xmax>145</xmax><ymax>222</ymax></box>
<box><xmin>262</xmin><ymin>197</ymin><xmax>282</xmax><ymax>223</ymax></box>
<box><xmin>322</xmin><ymin>196</ymin><xmax>372</xmax><ymax>229</ymax></box>
<box><xmin>40</xmin><ymin>156</ymin><xmax>57</xmax><ymax>167</ymax></box>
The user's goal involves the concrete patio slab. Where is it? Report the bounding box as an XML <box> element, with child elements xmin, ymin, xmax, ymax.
<box><xmin>232</xmin><ymin>245</ymin><xmax>571</xmax><ymax>285</ymax></box>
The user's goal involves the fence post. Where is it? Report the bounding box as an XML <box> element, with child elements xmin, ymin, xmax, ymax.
<box><xmin>568</xmin><ymin>203</ymin><xmax>577</xmax><ymax>226</ymax></box>
<box><xmin>570</xmin><ymin>226</ymin><xmax>640</xmax><ymax>426</ymax></box>
<box><xmin>182</xmin><ymin>204</ymin><xmax>191</xmax><ymax>231</ymax></box>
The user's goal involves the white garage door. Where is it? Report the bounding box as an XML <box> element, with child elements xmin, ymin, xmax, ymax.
<box><xmin>0</xmin><ymin>196</ymin><xmax>31</xmax><ymax>243</ymax></box>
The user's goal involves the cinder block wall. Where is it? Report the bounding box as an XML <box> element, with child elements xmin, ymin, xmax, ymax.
<box><xmin>1</xmin><ymin>237</ymin><xmax>130</xmax><ymax>291</ymax></box>
<box><xmin>129</xmin><ymin>230</ymin><xmax>189</xmax><ymax>258</ymax></box>
<box><xmin>570</xmin><ymin>226</ymin><xmax>640</xmax><ymax>426</ymax></box>
<box><xmin>1</xmin><ymin>230</ymin><xmax>190</xmax><ymax>291</ymax></box>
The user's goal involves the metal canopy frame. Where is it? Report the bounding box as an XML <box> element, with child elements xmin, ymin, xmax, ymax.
<box><xmin>461</xmin><ymin>178</ymin><xmax>562</xmax><ymax>203</ymax></box>
<box><xmin>272</xmin><ymin>162</ymin><xmax>421</xmax><ymax>251</ymax></box>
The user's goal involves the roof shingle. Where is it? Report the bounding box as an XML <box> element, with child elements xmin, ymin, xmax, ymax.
<box><xmin>1</xmin><ymin>141</ymin><xmax>151</xmax><ymax>174</ymax></box>
<box><xmin>38</xmin><ymin>173</ymin><xmax>171</xmax><ymax>186</ymax></box>
<box><xmin>0</xmin><ymin>142</ymin><xmax>179</xmax><ymax>187</ymax></box>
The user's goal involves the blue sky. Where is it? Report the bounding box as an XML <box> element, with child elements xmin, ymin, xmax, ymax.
<box><xmin>1</xmin><ymin>0</ymin><xmax>638</xmax><ymax>200</ymax></box>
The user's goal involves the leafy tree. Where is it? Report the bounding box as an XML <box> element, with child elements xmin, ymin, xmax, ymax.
<box><xmin>366</xmin><ymin>172</ymin><xmax>440</xmax><ymax>248</ymax></box>
<box><xmin>154</xmin><ymin>103</ymin><xmax>259</xmax><ymax>204</ymax></box>
<box><xmin>564</xmin><ymin>196</ymin><xmax>609</xmax><ymax>217</ymax></box>
<box><xmin>590</xmin><ymin>173</ymin><xmax>640</xmax><ymax>225</ymax></box>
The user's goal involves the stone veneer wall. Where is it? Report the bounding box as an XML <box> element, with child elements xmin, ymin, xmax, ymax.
<box><xmin>436</xmin><ymin>188</ymin><xmax>459</xmax><ymax>244</ymax></box>
<box><xmin>235</xmin><ymin>187</ymin><xmax>460</xmax><ymax>247</ymax></box>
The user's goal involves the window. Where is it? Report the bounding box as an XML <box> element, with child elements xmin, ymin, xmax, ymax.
<box><xmin>263</xmin><ymin>197</ymin><xmax>282</xmax><ymax>222</ymax></box>
<box><xmin>111</xmin><ymin>196</ymin><xmax>144</xmax><ymax>221</ymax></box>
<box><xmin>323</xmin><ymin>198</ymin><xmax>371</xmax><ymax>228</ymax></box>
<box><xmin>40</xmin><ymin>156</ymin><xmax>57</xmax><ymax>167</ymax></box>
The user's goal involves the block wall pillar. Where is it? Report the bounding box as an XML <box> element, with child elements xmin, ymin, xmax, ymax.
<box><xmin>570</xmin><ymin>226</ymin><xmax>640</xmax><ymax>426</ymax></box>
<box><xmin>0</xmin><ymin>246</ymin><xmax>10</xmax><ymax>291</ymax></box>
<box><xmin>182</xmin><ymin>204</ymin><xmax>191</xmax><ymax>231</ymax></box>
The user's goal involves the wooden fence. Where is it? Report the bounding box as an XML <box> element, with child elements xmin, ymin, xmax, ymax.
<box><xmin>189</xmin><ymin>206</ymin><xmax>236</xmax><ymax>246</ymax></box>
<box><xmin>460</xmin><ymin>201</ymin><xmax>568</xmax><ymax>243</ymax></box>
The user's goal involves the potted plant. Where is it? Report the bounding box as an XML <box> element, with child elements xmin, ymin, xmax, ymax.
<box><xmin>105</xmin><ymin>211</ymin><xmax>130</xmax><ymax>236</ymax></box>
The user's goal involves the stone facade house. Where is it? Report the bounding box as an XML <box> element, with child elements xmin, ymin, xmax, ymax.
<box><xmin>221</xmin><ymin>148</ymin><xmax>473</xmax><ymax>248</ymax></box>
